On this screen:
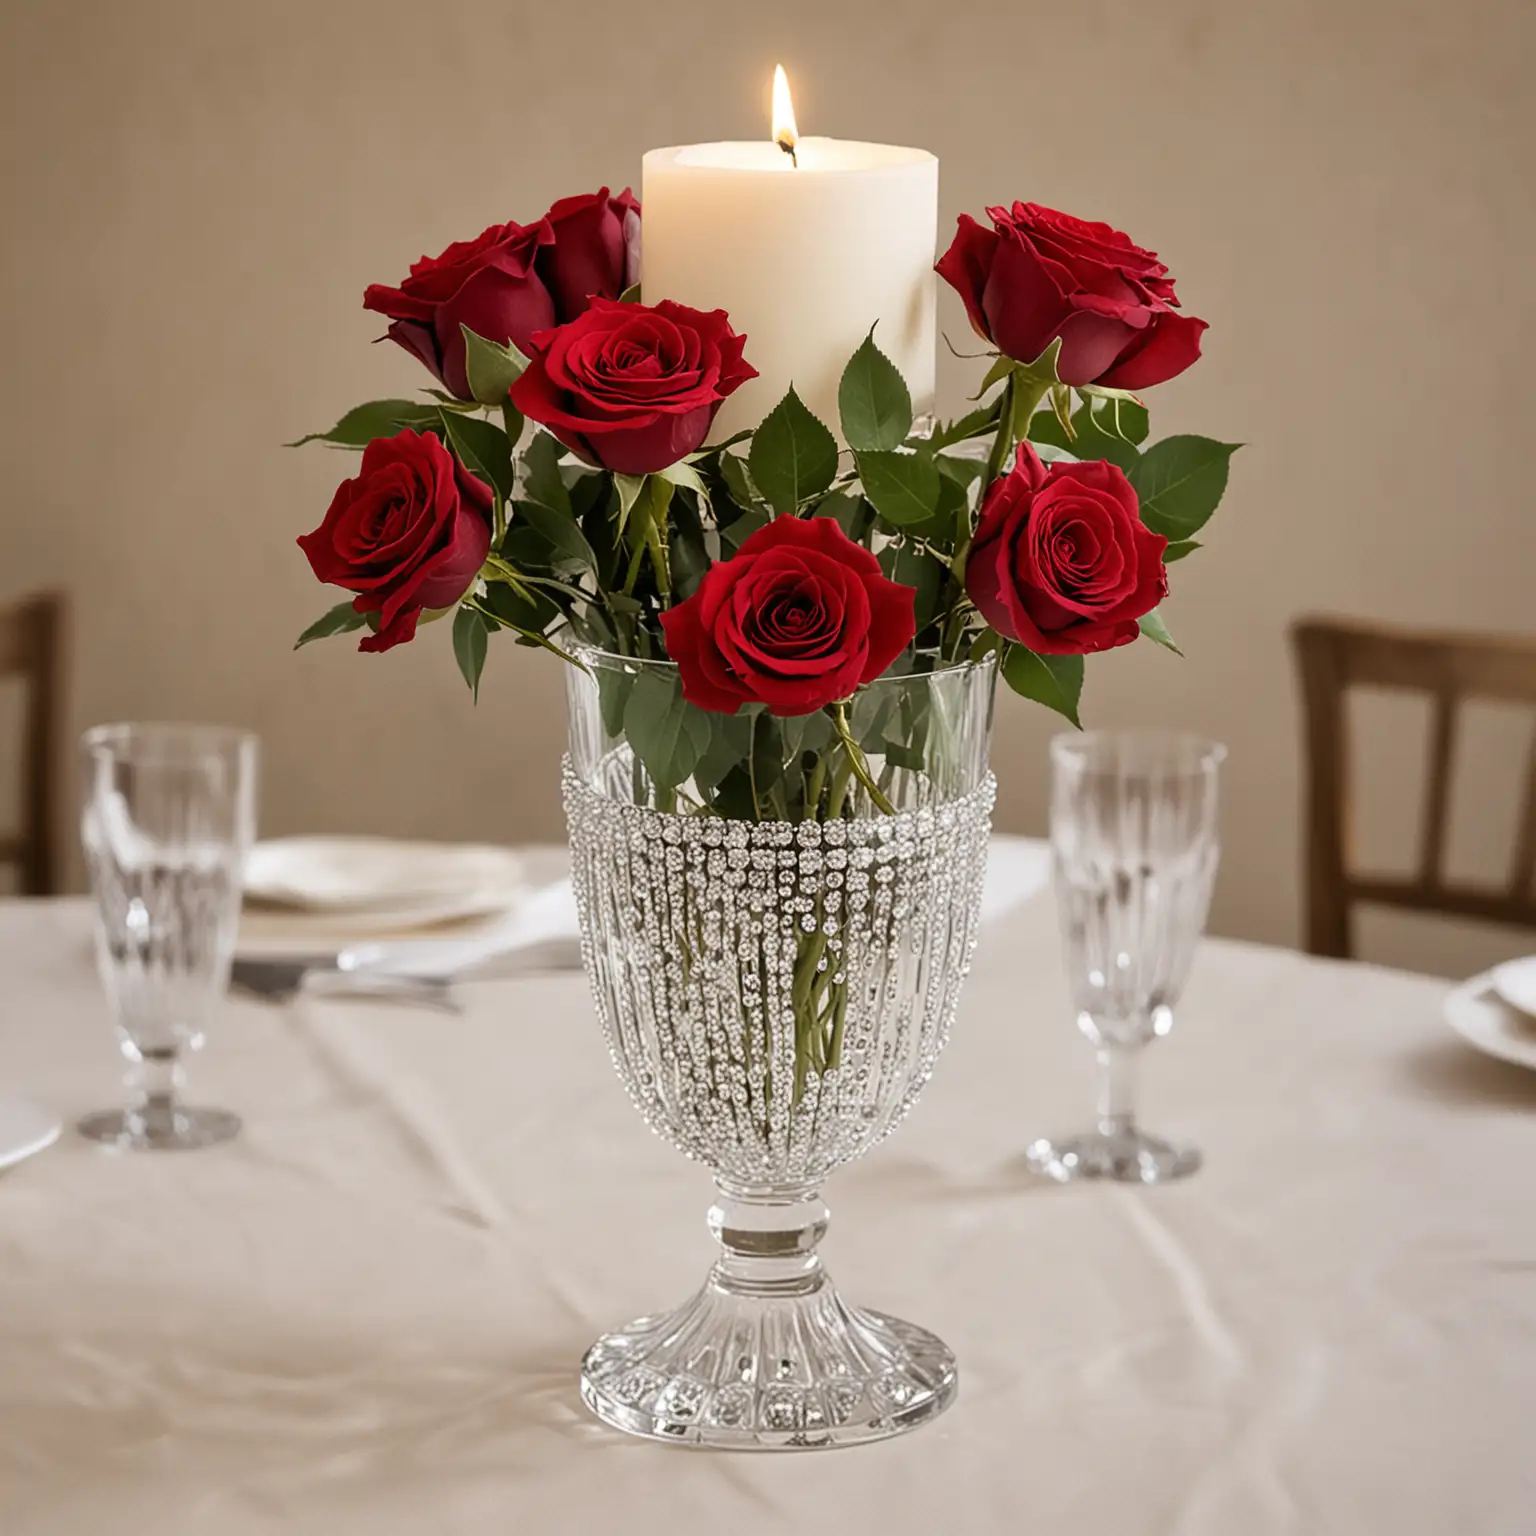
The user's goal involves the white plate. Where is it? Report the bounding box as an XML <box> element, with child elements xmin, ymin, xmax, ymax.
<box><xmin>245</xmin><ymin>837</ymin><xmax>524</xmax><ymax>916</ymax></box>
<box><xmin>235</xmin><ymin>898</ymin><xmax>525</xmax><ymax>963</ymax></box>
<box><xmin>0</xmin><ymin>1098</ymin><xmax>61</xmax><ymax>1172</ymax></box>
<box><xmin>1490</xmin><ymin>957</ymin><xmax>1536</xmax><ymax>1019</ymax></box>
<box><xmin>1445</xmin><ymin>969</ymin><xmax>1536</xmax><ymax>1072</ymax></box>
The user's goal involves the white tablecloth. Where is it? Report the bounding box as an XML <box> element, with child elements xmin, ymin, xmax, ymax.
<box><xmin>1</xmin><ymin>861</ymin><xmax>1533</xmax><ymax>1534</ymax></box>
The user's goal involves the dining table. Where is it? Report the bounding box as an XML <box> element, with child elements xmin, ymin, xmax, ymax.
<box><xmin>1</xmin><ymin>844</ymin><xmax>1532</xmax><ymax>1534</ymax></box>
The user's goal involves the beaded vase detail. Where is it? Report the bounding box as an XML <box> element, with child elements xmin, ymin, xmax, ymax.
<box><xmin>565</xmin><ymin>649</ymin><xmax>996</xmax><ymax>1450</ymax></box>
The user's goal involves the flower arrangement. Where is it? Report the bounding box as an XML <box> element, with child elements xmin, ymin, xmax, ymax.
<box><xmin>293</xmin><ymin>187</ymin><xmax>1235</xmax><ymax>817</ymax></box>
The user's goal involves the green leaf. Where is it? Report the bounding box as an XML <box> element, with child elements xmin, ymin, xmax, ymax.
<box><xmin>1105</xmin><ymin>396</ymin><xmax>1149</xmax><ymax>446</ymax></box>
<box><xmin>1138</xmin><ymin>609</ymin><xmax>1183</xmax><ymax>655</ymax></box>
<box><xmin>1027</xmin><ymin>409</ymin><xmax>1073</xmax><ymax>453</ymax></box>
<box><xmin>460</xmin><ymin>324</ymin><xmax>527</xmax><ymax>406</ymax></box>
<box><xmin>749</xmin><ymin>387</ymin><xmax>838</xmax><ymax>513</ymax></box>
<box><xmin>482</xmin><ymin>579</ymin><xmax>558</xmax><ymax>635</ymax></box>
<box><xmin>613</xmin><ymin>473</ymin><xmax>648</xmax><ymax>529</ymax></box>
<box><xmin>286</xmin><ymin>399</ymin><xmax>436</xmax><ymax>449</ymax></box>
<box><xmin>935</xmin><ymin>454</ymin><xmax>984</xmax><ymax>490</ymax></box>
<box><xmin>439</xmin><ymin>410</ymin><xmax>513</xmax><ymax>501</ymax></box>
<box><xmin>294</xmin><ymin>600</ymin><xmax>367</xmax><ymax>649</ymax></box>
<box><xmin>718</xmin><ymin>451</ymin><xmax>761</xmax><ymax>512</ymax></box>
<box><xmin>512</xmin><ymin>498</ymin><xmax>597</xmax><ymax>574</ymax></box>
<box><xmin>668</xmin><ymin>482</ymin><xmax>711</xmax><ymax>599</ymax></box>
<box><xmin>617</xmin><ymin>282</ymin><xmax>642</xmax><ymax>304</ymax></box>
<box><xmin>693</xmin><ymin>711</ymin><xmax>753</xmax><ymax>797</ymax></box>
<box><xmin>623</xmin><ymin>668</ymin><xmax>705</xmax><ymax>790</ymax></box>
<box><xmin>918</xmin><ymin>470</ymin><xmax>971</xmax><ymax>545</ymax></box>
<box><xmin>1163</xmin><ymin>539</ymin><xmax>1200</xmax><ymax>562</ymax></box>
<box><xmin>928</xmin><ymin>399</ymin><xmax>1002</xmax><ymax>450</ymax></box>
<box><xmin>1001</xmin><ymin>645</ymin><xmax>1083</xmax><ymax>727</ymax></box>
<box><xmin>501</xmin><ymin>401</ymin><xmax>525</xmax><ymax>457</ymax></box>
<box><xmin>879</xmin><ymin>540</ymin><xmax>945</xmax><ymax>634</ymax></box>
<box><xmin>1065</xmin><ymin>398</ymin><xmax>1140</xmax><ymax>473</ymax></box>
<box><xmin>596</xmin><ymin>665</ymin><xmax>634</xmax><ymax>738</ymax></box>
<box><xmin>452</xmin><ymin>606</ymin><xmax>489</xmax><ymax>701</ymax></box>
<box><xmin>857</xmin><ymin>449</ymin><xmax>942</xmax><ymax>527</ymax></box>
<box><xmin>657</xmin><ymin>460</ymin><xmax>708</xmax><ymax>498</ymax></box>
<box><xmin>719</xmin><ymin>508</ymin><xmax>769</xmax><ymax>554</ymax></box>
<box><xmin>815</xmin><ymin>490</ymin><xmax>874</xmax><ymax>541</ymax></box>
<box><xmin>522</xmin><ymin>432</ymin><xmax>572</xmax><ymax>517</ymax></box>
<box><xmin>838</xmin><ymin>327</ymin><xmax>913</xmax><ymax>451</ymax></box>
<box><xmin>1129</xmin><ymin>436</ymin><xmax>1240</xmax><ymax>540</ymax></box>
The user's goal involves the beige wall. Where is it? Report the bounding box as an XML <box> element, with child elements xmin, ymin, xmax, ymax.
<box><xmin>2</xmin><ymin>0</ymin><xmax>1533</xmax><ymax>972</ymax></box>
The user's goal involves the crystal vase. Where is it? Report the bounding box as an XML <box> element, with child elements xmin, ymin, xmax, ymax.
<box><xmin>564</xmin><ymin>648</ymin><xmax>996</xmax><ymax>1449</ymax></box>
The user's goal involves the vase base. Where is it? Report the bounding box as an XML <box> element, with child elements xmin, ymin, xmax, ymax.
<box><xmin>580</xmin><ymin>1270</ymin><xmax>957</xmax><ymax>1450</ymax></box>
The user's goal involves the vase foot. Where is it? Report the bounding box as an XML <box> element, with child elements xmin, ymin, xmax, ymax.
<box><xmin>580</xmin><ymin>1269</ymin><xmax>957</xmax><ymax>1450</ymax></box>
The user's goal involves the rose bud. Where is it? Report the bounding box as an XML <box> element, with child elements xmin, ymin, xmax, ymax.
<box><xmin>363</xmin><ymin>220</ymin><xmax>556</xmax><ymax>400</ymax></box>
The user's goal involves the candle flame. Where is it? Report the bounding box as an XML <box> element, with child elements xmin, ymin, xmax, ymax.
<box><xmin>772</xmin><ymin>65</ymin><xmax>798</xmax><ymax>164</ymax></box>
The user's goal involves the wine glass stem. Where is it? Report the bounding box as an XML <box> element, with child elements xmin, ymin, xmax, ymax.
<box><xmin>1095</xmin><ymin>1046</ymin><xmax>1138</xmax><ymax>1136</ymax></box>
<box><xmin>129</xmin><ymin>1047</ymin><xmax>184</xmax><ymax>1137</ymax></box>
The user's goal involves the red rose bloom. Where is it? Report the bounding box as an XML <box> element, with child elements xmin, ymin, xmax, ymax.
<box><xmin>660</xmin><ymin>516</ymin><xmax>916</xmax><ymax>717</ymax></box>
<box><xmin>297</xmin><ymin>429</ymin><xmax>491</xmax><ymax>654</ymax></box>
<box><xmin>511</xmin><ymin>298</ymin><xmax>756</xmax><ymax>476</ymax></box>
<box><xmin>966</xmin><ymin>442</ymin><xmax>1166</xmax><ymax>655</ymax></box>
<box><xmin>364</xmin><ymin>220</ymin><xmax>556</xmax><ymax>400</ymax></box>
<box><xmin>936</xmin><ymin>202</ymin><xmax>1207</xmax><ymax>390</ymax></box>
<box><xmin>536</xmin><ymin>187</ymin><xmax>641</xmax><ymax>322</ymax></box>
<box><xmin>362</xmin><ymin>190</ymin><xmax>641</xmax><ymax>402</ymax></box>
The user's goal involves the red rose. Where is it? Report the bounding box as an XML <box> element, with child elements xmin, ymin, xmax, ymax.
<box><xmin>510</xmin><ymin>298</ymin><xmax>756</xmax><ymax>475</ymax></box>
<box><xmin>936</xmin><ymin>202</ymin><xmax>1207</xmax><ymax>390</ymax></box>
<box><xmin>966</xmin><ymin>442</ymin><xmax>1166</xmax><ymax>655</ymax></box>
<box><xmin>536</xmin><ymin>187</ymin><xmax>641</xmax><ymax>321</ymax></box>
<box><xmin>364</xmin><ymin>220</ymin><xmax>556</xmax><ymax>400</ymax></box>
<box><xmin>297</xmin><ymin>429</ymin><xmax>491</xmax><ymax>653</ymax></box>
<box><xmin>660</xmin><ymin>516</ymin><xmax>916</xmax><ymax>717</ymax></box>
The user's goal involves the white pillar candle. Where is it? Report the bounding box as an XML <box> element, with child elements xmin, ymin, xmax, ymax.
<box><xmin>640</xmin><ymin>81</ymin><xmax>937</xmax><ymax>443</ymax></box>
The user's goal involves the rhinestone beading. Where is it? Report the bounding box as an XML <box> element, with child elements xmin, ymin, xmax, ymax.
<box><xmin>565</xmin><ymin>766</ymin><xmax>996</xmax><ymax>1189</ymax></box>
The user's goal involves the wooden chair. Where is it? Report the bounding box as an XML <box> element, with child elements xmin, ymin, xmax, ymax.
<box><xmin>0</xmin><ymin>593</ymin><xmax>66</xmax><ymax>895</ymax></box>
<box><xmin>1292</xmin><ymin>617</ymin><xmax>1536</xmax><ymax>959</ymax></box>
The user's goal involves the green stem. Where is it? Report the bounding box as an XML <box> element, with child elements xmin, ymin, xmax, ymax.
<box><xmin>621</xmin><ymin>526</ymin><xmax>648</xmax><ymax>595</ymax></box>
<box><xmin>832</xmin><ymin>702</ymin><xmax>896</xmax><ymax>816</ymax></box>
<box><xmin>803</xmin><ymin>753</ymin><xmax>828</xmax><ymax>821</ymax></box>
<box><xmin>645</xmin><ymin>515</ymin><xmax>671</xmax><ymax>599</ymax></box>
<box><xmin>982</xmin><ymin>375</ymin><xmax>1016</xmax><ymax>488</ymax></box>
<box><xmin>826</xmin><ymin>752</ymin><xmax>854</xmax><ymax>820</ymax></box>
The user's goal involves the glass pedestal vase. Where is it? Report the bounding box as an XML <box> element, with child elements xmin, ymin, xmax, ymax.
<box><xmin>564</xmin><ymin>650</ymin><xmax>996</xmax><ymax>1450</ymax></box>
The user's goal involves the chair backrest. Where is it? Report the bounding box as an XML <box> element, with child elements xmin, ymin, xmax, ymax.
<box><xmin>1291</xmin><ymin>616</ymin><xmax>1536</xmax><ymax>959</ymax></box>
<box><xmin>0</xmin><ymin>593</ymin><xmax>66</xmax><ymax>896</ymax></box>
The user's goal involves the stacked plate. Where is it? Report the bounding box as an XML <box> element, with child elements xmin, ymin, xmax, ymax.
<box><xmin>1445</xmin><ymin>957</ymin><xmax>1536</xmax><ymax>1071</ymax></box>
<box><xmin>239</xmin><ymin>836</ymin><xmax>531</xmax><ymax>960</ymax></box>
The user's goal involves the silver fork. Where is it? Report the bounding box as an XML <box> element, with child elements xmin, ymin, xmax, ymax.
<box><xmin>230</xmin><ymin>958</ymin><xmax>463</xmax><ymax>1014</ymax></box>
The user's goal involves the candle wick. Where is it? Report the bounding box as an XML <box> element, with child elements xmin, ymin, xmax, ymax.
<box><xmin>777</xmin><ymin>137</ymin><xmax>798</xmax><ymax>168</ymax></box>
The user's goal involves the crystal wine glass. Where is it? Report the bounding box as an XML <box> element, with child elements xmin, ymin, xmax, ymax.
<box><xmin>1027</xmin><ymin>730</ymin><xmax>1225</xmax><ymax>1184</ymax></box>
<box><xmin>78</xmin><ymin>723</ymin><xmax>258</xmax><ymax>1151</ymax></box>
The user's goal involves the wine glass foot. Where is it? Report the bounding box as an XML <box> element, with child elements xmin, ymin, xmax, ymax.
<box><xmin>1025</xmin><ymin>1127</ymin><xmax>1201</xmax><ymax>1185</ymax></box>
<box><xmin>580</xmin><ymin>1270</ymin><xmax>957</xmax><ymax>1450</ymax></box>
<box><xmin>78</xmin><ymin>1105</ymin><xmax>241</xmax><ymax>1152</ymax></box>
